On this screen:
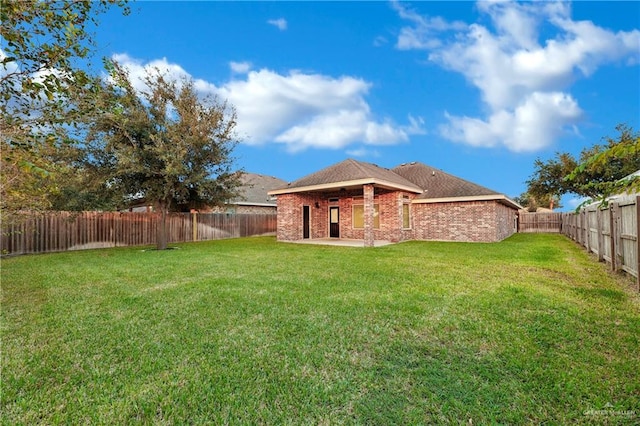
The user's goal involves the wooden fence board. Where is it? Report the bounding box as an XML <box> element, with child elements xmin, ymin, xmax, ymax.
<box><xmin>1</xmin><ymin>212</ymin><xmax>277</xmax><ymax>255</ymax></box>
<box><xmin>561</xmin><ymin>196</ymin><xmax>639</xmax><ymax>289</ymax></box>
<box><xmin>518</xmin><ymin>212</ymin><xmax>562</xmax><ymax>233</ymax></box>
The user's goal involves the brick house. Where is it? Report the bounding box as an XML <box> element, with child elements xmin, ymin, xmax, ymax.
<box><xmin>268</xmin><ymin>159</ymin><xmax>521</xmax><ymax>246</ymax></box>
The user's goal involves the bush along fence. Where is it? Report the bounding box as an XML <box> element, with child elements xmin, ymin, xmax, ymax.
<box><xmin>1</xmin><ymin>212</ymin><xmax>277</xmax><ymax>255</ymax></box>
<box><xmin>561</xmin><ymin>195</ymin><xmax>640</xmax><ymax>291</ymax></box>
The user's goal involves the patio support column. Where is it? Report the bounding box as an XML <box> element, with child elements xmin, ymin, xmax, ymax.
<box><xmin>363</xmin><ymin>184</ymin><xmax>374</xmax><ymax>247</ymax></box>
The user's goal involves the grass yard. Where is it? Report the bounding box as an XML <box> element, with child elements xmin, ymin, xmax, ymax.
<box><xmin>2</xmin><ymin>234</ymin><xmax>639</xmax><ymax>424</ymax></box>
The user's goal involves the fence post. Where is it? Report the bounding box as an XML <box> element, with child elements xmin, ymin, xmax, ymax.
<box><xmin>636</xmin><ymin>196</ymin><xmax>640</xmax><ymax>291</ymax></box>
<box><xmin>596</xmin><ymin>208</ymin><xmax>604</xmax><ymax>262</ymax></box>
<box><xmin>610</xmin><ymin>202</ymin><xmax>618</xmax><ymax>272</ymax></box>
<box><xmin>585</xmin><ymin>209</ymin><xmax>591</xmax><ymax>252</ymax></box>
<box><xmin>578</xmin><ymin>210</ymin><xmax>583</xmax><ymax>246</ymax></box>
<box><xmin>192</xmin><ymin>211</ymin><xmax>198</xmax><ymax>242</ymax></box>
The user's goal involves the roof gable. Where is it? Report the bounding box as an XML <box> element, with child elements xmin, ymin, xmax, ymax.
<box><xmin>270</xmin><ymin>159</ymin><xmax>422</xmax><ymax>194</ymax></box>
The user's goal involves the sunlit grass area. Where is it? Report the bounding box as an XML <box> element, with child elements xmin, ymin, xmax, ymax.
<box><xmin>2</xmin><ymin>234</ymin><xmax>639</xmax><ymax>424</ymax></box>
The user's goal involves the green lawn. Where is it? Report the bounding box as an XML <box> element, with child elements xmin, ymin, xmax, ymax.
<box><xmin>2</xmin><ymin>234</ymin><xmax>639</xmax><ymax>424</ymax></box>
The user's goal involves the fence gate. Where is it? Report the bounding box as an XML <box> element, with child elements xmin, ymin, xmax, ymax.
<box><xmin>518</xmin><ymin>212</ymin><xmax>562</xmax><ymax>233</ymax></box>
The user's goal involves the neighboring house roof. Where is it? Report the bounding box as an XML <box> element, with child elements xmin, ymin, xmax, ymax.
<box><xmin>269</xmin><ymin>159</ymin><xmax>423</xmax><ymax>195</ymax></box>
<box><xmin>233</xmin><ymin>173</ymin><xmax>287</xmax><ymax>206</ymax></box>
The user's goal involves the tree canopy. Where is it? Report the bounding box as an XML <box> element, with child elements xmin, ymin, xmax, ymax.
<box><xmin>523</xmin><ymin>124</ymin><xmax>640</xmax><ymax>210</ymax></box>
<box><xmin>83</xmin><ymin>61</ymin><xmax>244</xmax><ymax>249</ymax></box>
<box><xmin>1</xmin><ymin>0</ymin><xmax>129</xmax><ymax>218</ymax></box>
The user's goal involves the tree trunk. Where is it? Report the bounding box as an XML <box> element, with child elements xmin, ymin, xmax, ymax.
<box><xmin>156</xmin><ymin>201</ymin><xmax>168</xmax><ymax>250</ymax></box>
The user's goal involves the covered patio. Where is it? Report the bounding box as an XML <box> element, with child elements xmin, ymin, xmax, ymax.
<box><xmin>268</xmin><ymin>160</ymin><xmax>424</xmax><ymax>247</ymax></box>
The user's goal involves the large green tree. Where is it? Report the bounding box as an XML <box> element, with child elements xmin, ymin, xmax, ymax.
<box><xmin>1</xmin><ymin>0</ymin><xmax>128</xmax><ymax>218</ymax></box>
<box><xmin>84</xmin><ymin>61</ymin><xmax>244</xmax><ymax>249</ymax></box>
<box><xmin>525</xmin><ymin>124</ymin><xmax>640</xmax><ymax>208</ymax></box>
<box><xmin>566</xmin><ymin>124</ymin><xmax>640</xmax><ymax>203</ymax></box>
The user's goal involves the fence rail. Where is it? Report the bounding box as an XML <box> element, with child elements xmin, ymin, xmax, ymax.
<box><xmin>518</xmin><ymin>212</ymin><xmax>562</xmax><ymax>233</ymax></box>
<box><xmin>1</xmin><ymin>212</ymin><xmax>277</xmax><ymax>255</ymax></box>
<box><xmin>561</xmin><ymin>196</ymin><xmax>640</xmax><ymax>290</ymax></box>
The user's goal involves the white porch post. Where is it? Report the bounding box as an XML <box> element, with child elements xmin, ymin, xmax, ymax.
<box><xmin>363</xmin><ymin>184</ymin><xmax>374</xmax><ymax>247</ymax></box>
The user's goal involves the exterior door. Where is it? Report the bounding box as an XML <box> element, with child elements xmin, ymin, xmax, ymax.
<box><xmin>303</xmin><ymin>205</ymin><xmax>310</xmax><ymax>239</ymax></box>
<box><xmin>329</xmin><ymin>206</ymin><xmax>339</xmax><ymax>238</ymax></box>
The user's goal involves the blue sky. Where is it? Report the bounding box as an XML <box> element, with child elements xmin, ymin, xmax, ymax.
<box><xmin>94</xmin><ymin>1</ymin><xmax>639</xmax><ymax>210</ymax></box>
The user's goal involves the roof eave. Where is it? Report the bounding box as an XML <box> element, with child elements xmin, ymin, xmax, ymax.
<box><xmin>413</xmin><ymin>194</ymin><xmax>522</xmax><ymax>210</ymax></box>
<box><xmin>268</xmin><ymin>178</ymin><xmax>423</xmax><ymax>196</ymax></box>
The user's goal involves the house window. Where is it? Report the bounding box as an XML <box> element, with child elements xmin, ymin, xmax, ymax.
<box><xmin>353</xmin><ymin>204</ymin><xmax>380</xmax><ymax>229</ymax></box>
<box><xmin>402</xmin><ymin>203</ymin><xmax>411</xmax><ymax>229</ymax></box>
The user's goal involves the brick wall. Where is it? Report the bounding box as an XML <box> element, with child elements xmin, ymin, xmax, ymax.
<box><xmin>275</xmin><ymin>193</ymin><xmax>315</xmax><ymax>241</ymax></box>
<box><xmin>276</xmin><ymin>191</ymin><xmax>517</xmax><ymax>243</ymax></box>
<box><xmin>495</xmin><ymin>202</ymin><xmax>517</xmax><ymax>241</ymax></box>
<box><xmin>412</xmin><ymin>200</ymin><xmax>516</xmax><ymax>242</ymax></box>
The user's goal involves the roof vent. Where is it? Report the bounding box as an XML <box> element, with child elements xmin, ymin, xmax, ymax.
<box><xmin>432</xmin><ymin>171</ymin><xmax>435</xmax><ymax>176</ymax></box>
<box><xmin>410</xmin><ymin>161</ymin><xmax>416</xmax><ymax>165</ymax></box>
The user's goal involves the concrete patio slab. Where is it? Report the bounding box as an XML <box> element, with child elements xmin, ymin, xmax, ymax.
<box><xmin>285</xmin><ymin>238</ymin><xmax>394</xmax><ymax>247</ymax></box>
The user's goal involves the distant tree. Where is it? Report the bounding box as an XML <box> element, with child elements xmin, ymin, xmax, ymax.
<box><xmin>1</xmin><ymin>0</ymin><xmax>129</xmax><ymax>219</ymax></box>
<box><xmin>83</xmin><ymin>61</ymin><xmax>244</xmax><ymax>250</ymax></box>
<box><xmin>526</xmin><ymin>153</ymin><xmax>577</xmax><ymax>208</ymax></box>
<box><xmin>525</xmin><ymin>124</ymin><xmax>640</xmax><ymax>208</ymax></box>
<box><xmin>514</xmin><ymin>192</ymin><xmax>561</xmax><ymax>212</ymax></box>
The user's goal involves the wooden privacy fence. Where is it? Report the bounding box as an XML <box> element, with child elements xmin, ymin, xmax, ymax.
<box><xmin>518</xmin><ymin>212</ymin><xmax>562</xmax><ymax>233</ymax></box>
<box><xmin>561</xmin><ymin>196</ymin><xmax>640</xmax><ymax>290</ymax></box>
<box><xmin>1</xmin><ymin>212</ymin><xmax>277</xmax><ymax>255</ymax></box>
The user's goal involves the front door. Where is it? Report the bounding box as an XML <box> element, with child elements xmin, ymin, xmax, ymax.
<box><xmin>303</xmin><ymin>205</ymin><xmax>310</xmax><ymax>239</ymax></box>
<box><xmin>329</xmin><ymin>206</ymin><xmax>339</xmax><ymax>238</ymax></box>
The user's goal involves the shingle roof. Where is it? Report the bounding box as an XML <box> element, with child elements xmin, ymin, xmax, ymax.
<box><xmin>268</xmin><ymin>159</ymin><xmax>520</xmax><ymax>208</ymax></box>
<box><xmin>272</xmin><ymin>159</ymin><xmax>422</xmax><ymax>193</ymax></box>
<box><xmin>392</xmin><ymin>162</ymin><xmax>500</xmax><ymax>199</ymax></box>
<box><xmin>233</xmin><ymin>173</ymin><xmax>288</xmax><ymax>205</ymax></box>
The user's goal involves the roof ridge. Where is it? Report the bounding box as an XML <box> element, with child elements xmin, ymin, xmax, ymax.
<box><xmin>348</xmin><ymin>158</ymin><xmax>374</xmax><ymax>175</ymax></box>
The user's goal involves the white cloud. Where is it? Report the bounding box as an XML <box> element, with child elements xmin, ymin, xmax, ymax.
<box><xmin>391</xmin><ymin>1</ymin><xmax>467</xmax><ymax>50</ymax></box>
<box><xmin>394</xmin><ymin>0</ymin><xmax>640</xmax><ymax>152</ymax></box>
<box><xmin>112</xmin><ymin>54</ymin><xmax>424</xmax><ymax>152</ymax></box>
<box><xmin>440</xmin><ymin>92</ymin><xmax>583</xmax><ymax>152</ymax></box>
<box><xmin>0</xmin><ymin>48</ymin><xmax>20</xmax><ymax>80</ymax></box>
<box><xmin>346</xmin><ymin>148</ymin><xmax>381</xmax><ymax>158</ymax></box>
<box><xmin>267</xmin><ymin>18</ymin><xmax>287</xmax><ymax>31</ymax></box>
<box><xmin>373</xmin><ymin>36</ymin><xmax>388</xmax><ymax>47</ymax></box>
<box><xmin>229</xmin><ymin>61</ymin><xmax>252</xmax><ymax>74</ymax></box>
<box><xmin>217</xmin><ymin>68</ymin><xmax>424</xmax><ymax>151</ymax></box>
<box><xmin>110</xmin><ymin>53</ymin><xmax>198</xmax><ymax>94</ymax></box>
